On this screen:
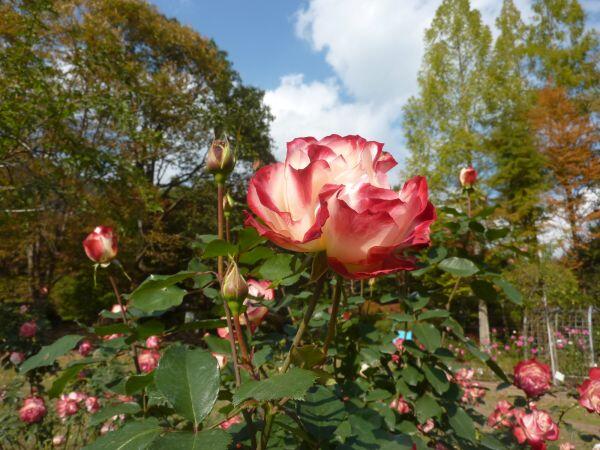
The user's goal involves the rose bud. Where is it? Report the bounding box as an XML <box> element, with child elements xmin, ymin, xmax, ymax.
<box><xmin>514</xmin><ymin>359</ymin><xmax>552</xmax><ymax>398</ymax></box>
<box><xmin>219</xmin><ymin>414</ymin><xmax>242</xmax><ymax>430</ymax></box>
<box><xmin>390</xmin><ymin>396</ymin><xmax>411</xmax><ymax>414</ymax></box>
<box><xmin>145</xmin><ymin>335</ymin><xmax>161</xmax><ymax>349</ymax></box>
<box><xmin>206</xmin><ymin>138</ymin><xmax>235</xmax><ymax>182</ymax></box>
<box><xmin>417</xmin><ymin>418</ymin><xmax>435</xmax><ymax>434</ymax></box>
<box><xmin>512</xmin><ymin>408</ymin><xmax>559</xmax><ymax>448</ymax></box>
<box><xmin>83</xmin><ymin>226</ymin><xmax>117</xmax><ymax>265</ymax></box>
<box><xmin>19</xmin><ymin>396</ymin><xmax>47</xmax><ymax>423</ymax></box>
<box><xmin>459</xmin><ymin>166</ymin><xmax>477</xmax><ymax>188</ymax></box>
<box><xmin>221</xmin><ymin>261</ymin><xmax>248</xmax><ymax>315</ymax></box>
<box><xmin>52</xmin><ymin>434</ymin><xmax>66</xmax><ymax>447</ymax></box>
<box><xmin>577</xmin><ymin>367</ymin><xmax>600</xmax><ymax>414</ymax></box>
<box><xmin>78</xmin><ymin>340</ymin><xmax>93</xmax><ymax>356</ymax></box>
<box><xmin>10</xmin><ymin>351</ymin><xmax>25</xmax><ymax>365</ymax></box>
<box><xmin>137</xmin><ymin>349</ymin><xmax>160</xmax><ymax>373</ymax></box>
<box><xmin>85</xmin><ymin>396</ymin><xmax>101</xmax><ymax>414</ymax></box>
<box><xmin>19</xmin><ymin>321</ymin><xmax>37</xmax><ymax>338</ymax></box>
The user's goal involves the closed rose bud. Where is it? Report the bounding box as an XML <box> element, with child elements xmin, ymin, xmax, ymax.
<box><xmin>10</xmin><ymin>351</ymin><xmax>25</xmax><ymax>365</ymax></box>
<box><xmin>390</xmin><ymin>396</ymin><xmax>411</xmax><ymax>414</ymax></box>
<box><xmin>459</xmin><ymin>166</ymin><xmax>477</xmax><ymax>187</ymax></box>
<box><xmin>19</xmin><ymin>321</ymin><xmax>37</xmax><ymax>338</ymax></box>
<box><xmin>206</xmin><ymin>138</ymin><xmax>235</xmax><ymax>182</ymax></box>
<box><xmin>221</xmin><ymin>261</ymin><xmax>248</xmax><ymax>314</ymax></box>
<box><xmin>145</xmin><ymin>335</ymin><xmax>160</xmax><ymax>349</ymax></box>
<box><xmin>83</xmin><ymin>226</ymin><xmax>117</xmax><ymax>265</ymax></box>
<box><xmin>137</xmin><ymin>349</ymin><xmax>160</xmax><ymax>373</ymax></box>
<box><xmin>19</xmin><ymin>396</ymin><xmax>46</xmax><ymax>423</ymax></box>
<box><xmin>78</xmin><ymin>340</ymin><xmax>93</xmax><ymax>356</ymax></box>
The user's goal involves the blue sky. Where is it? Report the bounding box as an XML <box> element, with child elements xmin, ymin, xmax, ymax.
<box><xmin>149</xmin><ymin>0</ymin><xmax>599</xmax><ymax>176</ymax></box>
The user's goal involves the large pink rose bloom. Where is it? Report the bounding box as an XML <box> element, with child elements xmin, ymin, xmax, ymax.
<box><xmin>512</xmin><ymin>408</ymin><xmax>559</xmax><ymax>450</ymax></box>
<box><xmin>514</xmin><ymin>359</ymin><xmax>552</xmax><ymax>398</ymax></box>
<box><xmin>19</xmin><ymin>396</ymin><xmax>47</xmax><ymax>423</ymax></box>
<box><xmin>578</xmin><ymin>367</ymin><xmax>600</xmax><ymax>414</ymax></box>
<box><xmin>246</xmin><ymin>135</ymin><xmax>435</xmax><ymax>279</ymax></box>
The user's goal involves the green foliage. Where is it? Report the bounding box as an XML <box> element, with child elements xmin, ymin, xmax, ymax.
<box><xmin>20</xmin><ymin>335</ymin><xmax>82</xmax><ymax>373</ymax></box>
<box><xmin>233</xmin><ymin>368</ymin><xmax>318</xmax><ymax>405</ymax></box>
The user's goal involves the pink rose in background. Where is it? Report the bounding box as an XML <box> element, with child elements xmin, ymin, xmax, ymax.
<box><xmin>514</xmin><ymin>359</ymin><xmax>552</xmax><ymax>398</ymax></box>
<box><xmin>110</xmin><ymin>304</ymin><xmax>125</xmax><ymax>314</ymax></box>
<box><xmin>487</xmin><ymin>400</ymin><xmax>513</xmax><ymax>429</ymax></box>
<box><xmin>459</xmin><ymin>166</ymin><xmax>477</xmax><ymax>187</ymax></box>
<box><xmin>219</xmin><ymin>414</ymin><xmax>243</xmax><ymax>430</ymax></box>
<box><xmin>57</xmin><ymin>392</ymin><xmax>85</xmax><ymax>419</ymax></box>
<box><xmin>512</xmin><ymin>408</ymin><xmax>559</xmax><ymax>450</ymax></box>
<box><xmin>390</xmin><ymin>397</ymin><xmax>411</xmax><ymax>414</ymax></box>
<box><xmin>78</xmin><ymin>340</ymin><xmax>93</xmax><ymax>356</ymax></box>
<box><xmin>19</xmin><ymin>304</ymin><xmax>29</xmax><ymax>314</ymax></box>
<box><xmin>19</xmin><ymin>321</ymin><xmax>37</xmax><ymax>338</ymax></box>
<box><xmin>102</xmin><ymin>333</ymin><xmax>124</xmax><ymax>341</ymax></box>
<box><xmin>19</xmin><ymin>396</ymin><xmax>47</xmax><ymax>423</ymax></box>
<box><xmin>145</xmin><ymin>335</ymin><xmax>161</xmax><ymax>349</ymax></box>
<box><xmin>52</xmin><ymin>434</ymin><xmax>66</xmax><ymax>446</ymax></box>
<box><xmin>85</xmin><ymin>396</ymin><xmax>101</xmax><ymax>414</ymax></box>
<box><xmin>212</xmin><ymin>353</ymin><xmax>227</xmax><ymax>369</ymax></box>
<box><xmin>418</xmin><ymin>418</ymin><xmax>435</xmax><ymax>434</ymax></box>
<box><xmin>246</xmin><ymin>135</ymin><xmax>435</xmax><ymax>279</ymax></box>
<box><xmin>239</xmin><ymin>304</ymin><xmax>269</xmax><ymax>328</ymax></box>
<box><xmin>138</xmin><ymin>349</ymin><xmax>160</xmax><ymax>373</ymax></box>
<box><xmin>83</xmin><ymin>226</ymin><xmax>118</xmax><ymax>265</ymax></box>
<box><xmin>247</xmin><ymin>279</ymin><xmax>275</xmax><ymax>301</ymax></box>
<box><xmin>578</xmin><ymin>367</ymin><xmax>600</xmax><ymax>414</ymax></box>
<box><xmin>559</xmin><ymin>443</ymin><xmax>575</xmax><ymax>450</ymax></box>
<box><xmin>9</xmin><ymin>351</ymin><xmax>25</xmax><ymax>365</ymax></box>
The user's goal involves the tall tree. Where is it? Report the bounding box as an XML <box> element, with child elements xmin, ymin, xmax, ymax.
<box><xmin>527</xmin><ymin>0</ymin><xmax>598</xmax><ymax>95</ymax></box>
<box><xmin>529</xmin><ymin>85</ymin><xmax>599</xmax><ymax>262</ymax></box>
<box><xmin>486</xmin><ymin>0</ymin><xmax>546</xmax><ymax>248</ymax></box>
<box><xmin>402</xmin><ymin>0</ymin><xmax>492</xmax><ymax>195</ymax></box>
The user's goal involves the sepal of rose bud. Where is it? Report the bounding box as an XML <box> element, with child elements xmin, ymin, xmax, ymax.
<box><xmin>206</xmin><ymin>137</ymin><xmax>235</xmax><ymax>182</ymax></box>
<box><xmin>223</xmin><ymin>192</ymin><xmax>234</xmax><ymax>217</ymax></box>
<box><xmin>221</xmin><ymin>260</ymin><xmax>248</xmax><ymax>313</ymax></box>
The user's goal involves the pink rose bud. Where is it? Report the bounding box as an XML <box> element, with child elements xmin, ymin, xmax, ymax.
<box><xmin>85</xmin><ymin>396</ymin><xmax>100</xmax><ymax>414</ymax></box>
<box><xmin>514</xmin><ymin>359</ymin><xmax>552</xmax><ymax>398</ymax></box>
<box><xmin>78</xmin><ymin>340</ymin><xmax>93</xmax><ymax>356</ymax></box>
<box><xmin>137</xmin><ymin>349</ymin><xmax>160</xmax><ymax>373</ymax></box>
<box><xmin>19</xmin><ymin>321</ymin><xmax>37</xmax><ymax>338</ymax></box>
<box><xmin>212</xmin><ymin>353</ymin><xmax>227</xmax><ymax>369</ymax></box>
<box><xmin>390</xmin><ymin>397</ymin><xmax>411</xmax><ymax>414</ymax></box>
<box><xmin>206</xmin><ymin>138</ymin><xmax>235</xmax><ymax>181</ymax></box>
<box><xmin>145</xmin><ymin>335</ymin><xmax>161</xmax><ymax>349</ymax></box>
<box><xmin>19</xmin><ymin>396</ymin><xmax>47</xmax><ymax>423</ymax></box>
<box><xmin>417</xmin><ymin>418</ymin><xmax>435</xmax><ymax>434</ymax></box>
<box><xmin>578</xmin><ymin>368</ymin><xmax>600</xmax><ymax>414</ymax></box>
<box><xmin>459</xmin><ymin>166</ymin><xmax>477</xmax><ymax>187</ymax></box>
<box><xmin>52</xmin><ymin>434</ymin><xmax>66</xmax><ymax>446</ymax></box>
<box><xmin>559</xmin><ymin>443</ymin><xmax>576</xmax><ymax>450</ymax></box>
<box><xmin>82</xmin><ymin>226</ymin><xmax>118</xmax><ymax>265</ymax></box>
<box><xmin>10</xmin><ymin>351</ymin><xmax>25</xmax><ymax>365</ymax></box>
<box><xmin>110</xmin><ymin>304</ymin><xmax>125</xmax><ymax>314</ymax></box>
<box><xmin>56</xmin><ymin>393</ymin><xmax>83</xmax><ymax>419</ymax></box>
<box><xmin>218</xmin><ymin>414</ymin><xmax>242</xmax><ymax>430</ymax></box>
<box><xmin>512</xmin><ymin>408</ymin><xmax>559</xmax><ymax>448</ymax></box>
<box><xmin>245</xmin><ymin>135</ymin><xmax>436</xmax><ymax>279</ymax></box>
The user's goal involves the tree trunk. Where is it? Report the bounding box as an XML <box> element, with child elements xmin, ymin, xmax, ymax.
<box><xmin>478</xmin><ymin>299</ymin><xmax>491</xmax><ymax>347</ymax></box>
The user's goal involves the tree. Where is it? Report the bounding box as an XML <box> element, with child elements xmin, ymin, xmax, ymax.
<box><xmin>402</xmin><ymin>0</ymin><xmax>492</xmax><ymax>195</ymax></box>
<box><xmin>0</xmin><ymin>0</ymin><xmax>272</xmax><ymax>318</ymax></box>
<box><xmin>486</xmin><ymin>0</ymin><xmax>546</xmax><ymax>249</ymax></box>
<box><xmin>529</xmin><ymin>85</ymin><xmax>599</xmax><ymax>262</ymax></box>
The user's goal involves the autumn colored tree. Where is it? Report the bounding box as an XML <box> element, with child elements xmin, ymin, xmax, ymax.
<box><xmin>529</xmin><ymin>85</ymin><xmax>599</xmax><ymax>262</ymax></box>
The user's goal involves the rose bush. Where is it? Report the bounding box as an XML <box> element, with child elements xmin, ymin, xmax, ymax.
<box><xmin>2</xmin><ymin>135</ymin><xmax>596</xmax><ymax>449</ymax></box>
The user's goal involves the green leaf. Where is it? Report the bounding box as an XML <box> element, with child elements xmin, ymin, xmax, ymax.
<box><xmin>154</xmin><ymin>346</ymin><xmax>220</xmax><ymax>427</ymax></box>
<box><xmin>233</xmin><ymin>368</ymin><xmax>317</xmax><ymax>405</ymax></box>
<box><xmin>390</xmin><ymin>313</ymin><xmax>414</xmax><ymax>323</ymax></box>
<box><xmin>148</xmin><ymin>430</ymin><xmax>231</xmax><ymax>450</ymax></box>
<box><xmin>48</xmin><ymin>365</ymin><xmax>82</xmax><ymax>398</ymax></box>
<box><xmin>20</xmin><ymin>335</ymin><xmax>82</xmax><ymax>373</ymax></box>
<box><xmin>94</xmin><ymin>323</ymin><xmax>131</xmax><ymax>336</ymax></box>
<box><xmin>414</xmin><ymin>394</ymin><xmax>442</xmax><ymax>422</ymax></box>
<box><xmin>126</xmin><ymin>374</ymin><xmax>154</xmax><ymax>395</ymax></box>
<box><xmin>298</xmin><ymin>386</ymin><xmax>347</xmax><ymax>444</ymax></box>
<box><xmin>203</xmin><ymin>335</ymin><xmax>231</xmax><ymax>356</ymax></box>
<box><xmin>174</xmin><ymin>319</ymin><xmax>228</xmax><ymax>333</ymax></box>
<box><xmin>239</xmin><ymin>246</ymin><xmax>274</xmax><ymax>265</ymax></box>
<box><xmin>130</xmin><ymin>271</ymin><xmax>197</xmax><ymax>313</ymax></box>
<box><xmin>291</xmin><ymin>345</ymin><xmax>324</xmax><ymax>369</ymax></box>
<box><xmin>134</xmin><ymin>320</ymin><xmax>165</xmax><ymax>340</ymax></box>
<box><xmin>438</xmin><ymin>257</ymin><xmax>479</xmax><ymax>277</ymax></box>
<box><xmin>412</xmin><ymin>323</ymin><xmax>441</xmax><ymax>352</ymax></box>
<box><xmin>202</xmin><ymin>239</ymin><xmax>238</xmax><ymax>259</ymax></box>
<box><xmin>447</xmin><ymin>405</ymin><xmax>476</xmax><ymax>442</ymax></box>
<box><xmin>493</xmin><ymin>278</ymin><xmax>522</xmax><ymax>305</ymax></box>
<box><xmin>237</xmin><ymin>227</ymin><xmax>265</xmax><ymax>251</ymax></box>
<box><xmin>258</xmin><ymin>254</ymin><xmax>296</xmax><ymax>282</ymax></box>
<box><xmin>470</xmin><ymin>280</ymin><xmax>498</xmax><ymax>302</ymax></box>
<box><xmin>422</xmin><ymin>364</ymin><xmax>450</xmax><ymax>394</ymax></box>
<box><xmin>89</xmin><ymin>402</ymin><xmax>141</xmax><ymax>426</ymax></box>
<box><xmin>485</xmin><ymin>227</ymin><xmax>509</xmax><ymax>241</ymax></box>
<box><xmin>463</xmin><ymin>341</ymin><xmax>509</xmax><ymax>383</ymax></box>
<box><xmin>400</xmin><ymin>365</ymin><xmax>423</xmax><ymax>386</ymax></box>
<box><xmin>480</xmin><ymin>434</ymin><xmax>506</xmax><ymax>450</ymax></box>
<box><xmin>417</xmin><ymin>310</ymin><xmax>449</xmax><ymax>321</ymax></box>
<box><xmin>83</xmin><ymin>419</ymin><xmax>161</xmax><ymax>450</ymax></box>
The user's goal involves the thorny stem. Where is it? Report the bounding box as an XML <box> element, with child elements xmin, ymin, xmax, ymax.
<box><xmin>108</xmin><ymin>275</ymin><xmax>141</xmax><ymax>374</ymax></box>
<box><xmin>217</xmin><ymin>182</ymin><xmax>242</xmax><ymax>387</ymax></box>
<box><xmin>323</xmin><ymin>275</ymin><xmax>343</xmax><ymax>356</ymax></box>
<box><xmin>281</xmin><ymin>275</ymin><xmax>326</xmax><ymax>373</ymax></box>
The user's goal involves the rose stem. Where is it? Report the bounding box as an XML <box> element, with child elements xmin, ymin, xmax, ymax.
<box><xmin>322</xmin><ymin>275</ymin><xmax>343</xmax><ymax>356</ymax></box>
